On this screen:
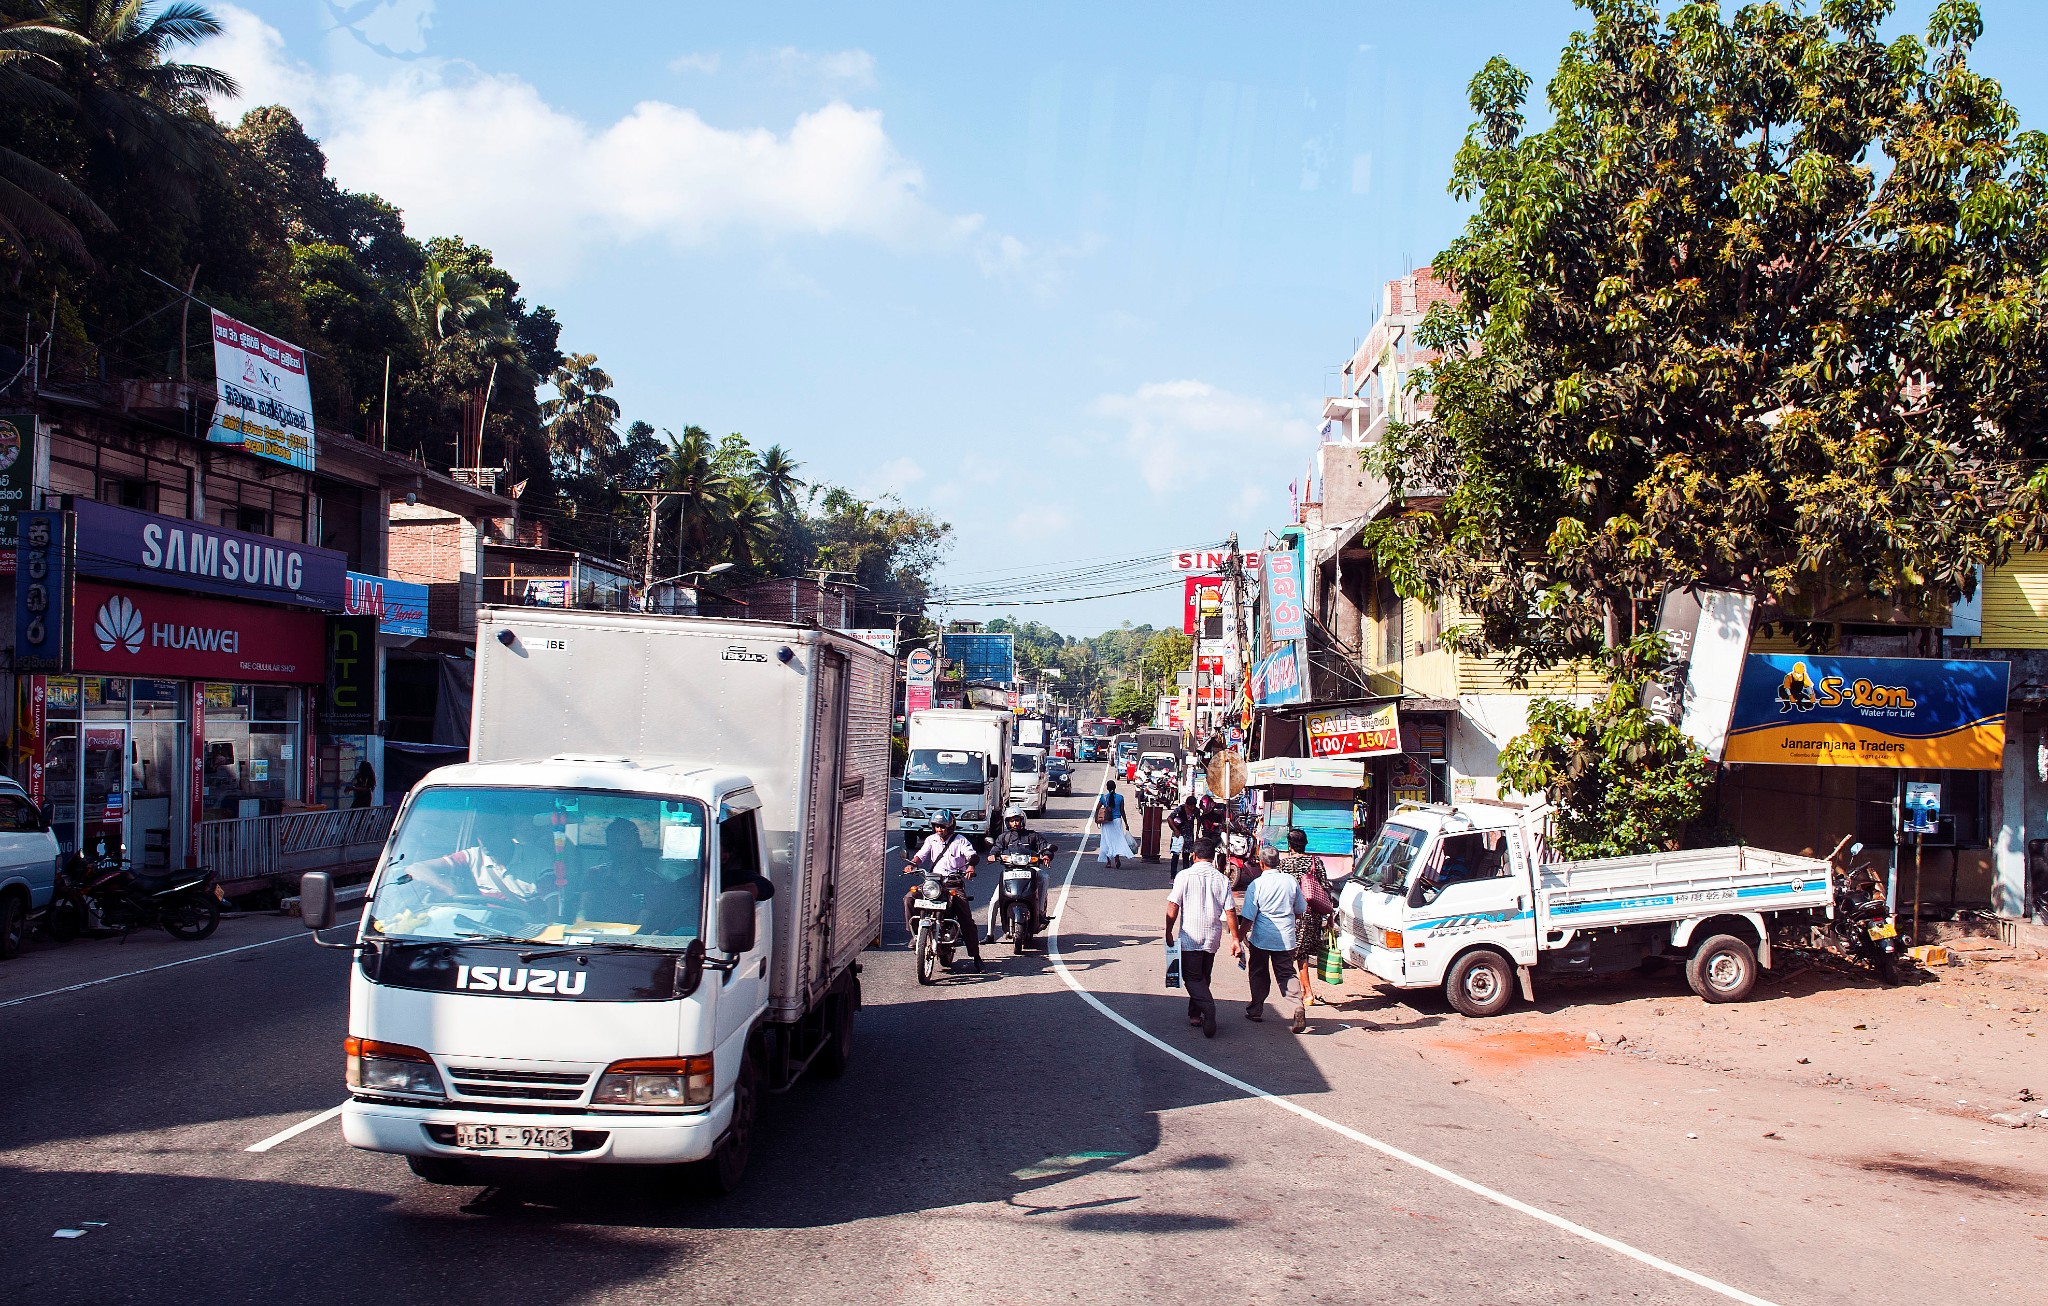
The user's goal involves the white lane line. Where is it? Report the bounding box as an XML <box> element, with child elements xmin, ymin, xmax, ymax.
<box><xmin>0</xmin><ymin>933</ymin><xmax>309</xmax><ymax>1011</ymax></box>
<box><xmin>245</xmin><ymin>1102</ymin><xmax>346</xmax><ymax>1153</ymax></box>
<box><xmin>1047</xmin><ymin>828</ymin><xmax>1780</xmax><ymax>1306</ymax></box>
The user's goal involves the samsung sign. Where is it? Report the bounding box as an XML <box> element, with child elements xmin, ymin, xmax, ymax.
<box><xmin>72</xmin><ymin>499</ymin><xmax>346</xmax><ymax>610</ymax></box>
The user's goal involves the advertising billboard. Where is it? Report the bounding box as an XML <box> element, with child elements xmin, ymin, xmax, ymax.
<box><xmin>71</xmin><ymin>499</ymin><xmax>348</xmax><ymax>611</ymax></box>
<box><xmin>0</xmin><ymin>412</ymin><xmax>36</xmax><ymax>575</ymax></box>
<box><xmin>942</xmin><ymin>631</ymin><xmax>1015</xmax><ymax>684</ymax></box>
<box><xmin>1251</xmin><ymin>644</ymin><xmax>1305</xmax><ymax>706</ymax></box>
<box><xmin>207</xmin><ymin>309</ymin><xmax>317</xmax><ymax>470</ymax></box>
<box><xmin>1183</xmin><ymin>575</ymin><xmax>1224</xmax><ymax>637</ymax></box>
<box><xmin>1723</xmin><ymin>654</ymin><xmax>2009</xmax><ymax>769</ymax></box>
<box><xmin>1304</xmin><ymin>702</ymin><xmax>1402</xmax><ymax>760</ymax></box>
<box><xmin>905</xmin><ymin>646</ymin><xmax>936</xmax><ymax>715</ymax></box>
<box><xmin>72</xmin><ymin>580</ymin><xmax>325</xmax><ymax>684</ymax></box>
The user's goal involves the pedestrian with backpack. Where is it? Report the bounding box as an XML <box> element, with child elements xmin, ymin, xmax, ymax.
<box><xmin>1094</xmin><ymin>779</ymin><xmax>1135</xmax><ymax>868</ymax></box>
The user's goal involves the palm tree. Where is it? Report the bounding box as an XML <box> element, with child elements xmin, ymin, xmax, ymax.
<box><xmin>42</xmin><ymin>1</ymin><xmax>240</xmax><ymax>214</ymax></box>
<box><xmin>710</xmin><ymin>479</ymin><xmax>776</xmax><ymax>568</ymax></box>
<box><xmin>540</xmin><ymin>353</ymin><xmax>620</xmax><ymax>472</ymax></box>
<box><xmin>405</xmin><ymin>255</ymin><xmax>506</xmax><ymax>346</ymax></box>
<box><xmin>0</xmin><ymin>14</ymin><xmax>108</xmax><ymax>272</ymax></box>
<box><xmin>658</xmin><ymin>425</ymin><xmax>727</xmax><ymax>568</ymax></box>
<box><xmin>756</xmin><ymin>443</ymin><xmax>803</xmax><ymax>514</ymax></box>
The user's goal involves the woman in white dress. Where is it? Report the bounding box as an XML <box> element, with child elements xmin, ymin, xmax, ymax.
<box><xmin>1095</xmin><ymin>778</ymin><xmax>1136</xmax><ymax>868</ymax></box>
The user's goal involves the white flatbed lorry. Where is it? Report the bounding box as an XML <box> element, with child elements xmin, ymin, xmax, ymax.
<box><xmin>297</xmin><ymin>609</ymin><xmax>889</xmax><ymax>1192</ymax></box>
<box><xmin>1336</xmin><ymin>801</ymin><xmax>1834</xmax><ymax>1016</ymax></box>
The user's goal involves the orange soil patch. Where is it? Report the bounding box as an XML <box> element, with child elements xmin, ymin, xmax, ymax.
<box><xmin>1435</xmin><ymin>1030</ymin><xmax>1595</xmax><ymax>1070</ymax></box>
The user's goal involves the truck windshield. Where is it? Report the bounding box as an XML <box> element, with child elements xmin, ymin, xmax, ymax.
<box><xmin>367</xmin><ymin>786</ymin><xmax>710</xmax><ymax>949</ymax></box>
<box><xmin>1360</xmin><ymin>823</ymin><xmax>1430</xmax><ymax>894</ymax></box>
<box><xmin>906</xmin><ymin>749</ymin><xmax>985</xmax><ymax>791</ymax></box>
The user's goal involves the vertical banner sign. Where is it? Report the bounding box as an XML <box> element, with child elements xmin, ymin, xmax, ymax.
<box><xmin>0</xmin><ymin>412</ymin><xmax>38</xmax><ymax>575</ymax></box>
<box><xmin>904</xmin><ymin>647</ymin><xmax>936</xmax><ymax>716</ymax></box>
<box><xmin>23</xmin><ymin>676</ymin><xmax>45</xmax><ymax>805</ymax></box>
<box><xmin>1265</xmin><ymin>547</ymin><xmax>1306</xmax><ymax>643</ymax></box>
<box><xmin>189</xmin><ymin>682</ymin><xmax>206</xmax><ymax>864</ymax></box>
<box><xmin>324</xmin><ymin>616</ymin><xmax>378</xmax><ymax>733</ymax></box>
<box><xmin>207</xmin><ymin>309</ymin><xmax>317</xmax><ymax>471</ymax></box>
<box><xmin>15</xmin><ymin>508</ymin><xmax>73</xmax><ymax>671</ymax></box>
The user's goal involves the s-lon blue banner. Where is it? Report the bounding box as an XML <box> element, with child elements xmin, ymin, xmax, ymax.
<box><xmin>1724</xmin><ymin>654</ymin><xmax>2008</xmax><ymax>770</ymax></box>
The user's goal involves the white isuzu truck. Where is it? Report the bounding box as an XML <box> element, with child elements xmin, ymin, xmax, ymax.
<box><xmin>298</xmin><ymin>609</ymin><xmax>889</xmax><ymax>1192</ymax></box>
<box><xmin>1337</xmin><ymin>801</ymin><xmax>1833</xmax><ymax>1017</ymax></box>
<box><xmin>898</xmin><ymin>707</ymin><xmax>1011</xmax><ymax>849</ymax></box>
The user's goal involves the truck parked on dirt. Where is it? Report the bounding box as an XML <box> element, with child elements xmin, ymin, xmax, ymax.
<box><xmin>299</xmin><ymin>609</ymin><xmax>889</xmax><ymax>1192</ymax></box>
<box><xmin>1337</xmin><ymin>801</ymin><xmax>1834</xmax><ymax>1016</ymax></box>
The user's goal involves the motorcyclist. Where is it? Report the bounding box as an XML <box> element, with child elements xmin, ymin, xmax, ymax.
<box><xmin>902</xmin><ymin>809</ymin><xmax>982</xmax><ymax>970</ymax></box>
<box><xmin>983</xmin><ymin>805</ymin><xmax>1056</xmax><ymax>940</ymax></box>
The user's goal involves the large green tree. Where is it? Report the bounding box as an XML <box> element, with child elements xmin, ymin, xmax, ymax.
<box><xmin>1369</xmin><ymin>0</ymin><xmax>2048</xmax><ymax>853</ymax></box>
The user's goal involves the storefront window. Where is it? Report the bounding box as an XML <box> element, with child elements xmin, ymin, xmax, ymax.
<box><xmin>37</xmin><ymin>676</ymin><xmax>187</xmax><ymax>863</ymax></box>
<box><xmin>202</xmin><ymin>684</ymin><xmax>304</xmax><ymax>819</ymax></box>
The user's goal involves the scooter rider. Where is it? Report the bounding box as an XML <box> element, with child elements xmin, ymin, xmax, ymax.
<box><xmin>902</xmin><ymin>809</ymin><xmax>982</xmax><ymax>969</ymax></box>
<box><xmin>984</xmin><ymin>805</ymin><xmax>1056</xmax><ymax>940</ymax></box>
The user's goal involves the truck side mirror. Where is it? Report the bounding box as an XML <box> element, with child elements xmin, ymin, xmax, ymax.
<box><xmin>718</xmin><ymin>886</ymin><xmax>757</xmax><ymax>955</ymax></box>
<box><xmin>300</xmin><ymin>872</ymin><xmax>336</xmax><ymax>931</ymax></box>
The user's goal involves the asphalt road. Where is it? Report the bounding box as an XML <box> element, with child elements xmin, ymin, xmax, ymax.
<box><xmin>0</xmin><ymin>763</ymin><xmax>1938</xmax><ymax>1305</ymax></box>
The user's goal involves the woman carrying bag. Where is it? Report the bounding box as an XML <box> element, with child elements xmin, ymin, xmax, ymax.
<box><xmin>1094</xmin><ymin>779</ymin><xmax>1136</xmax><ymax>868</ymax></box>
<box><xmin>1278</xmin><ymin>827</ymin><xmax>1337</xmax><ymax>1015</ymax></box>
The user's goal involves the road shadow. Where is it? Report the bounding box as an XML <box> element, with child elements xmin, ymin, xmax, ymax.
<box><xmin>0</xmin><ymin>1164</ymin><xmax>682</xmax><ymax>1306</ymax></box>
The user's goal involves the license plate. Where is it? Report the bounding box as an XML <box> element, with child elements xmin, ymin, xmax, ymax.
<box><xmin>1004</xmin><ymin>871</ymin><xmax>1034</xmax><ymax>881</ymax></box>
<box><xmin>1867</xmin><ymin>923</ymin><xmax>1897</xmax><ymax>940</ymax></box>
<box><xmin>452</xmin><ymin>1123</ymin><xmax>575</xmax><ymax>1151</ymax></box>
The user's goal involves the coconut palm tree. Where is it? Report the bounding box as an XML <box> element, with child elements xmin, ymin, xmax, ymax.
<box><xmin>709</xmin><ymin>478</ymin><xmax>777</xmax><ymax>569</ymax></box>
<box><xmin>405</xmin><ymin>255</ymin><xmax>506</xmax><ymax>346</ymax></box>
<box><xmin>756</xmin><ymin>443</ymin><xmax>803</xmax><ymax>514</ymax></box>
<box><xmin>540</xmin><ymin>352</ymin><xmax>620</xmax><ymax>472</ymax></box>
<box><xmin>0</xmin><ymin>14</ymin><xmax>108</xmax><ymax>272</ymax></box>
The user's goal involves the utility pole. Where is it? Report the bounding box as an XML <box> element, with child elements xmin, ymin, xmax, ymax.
<box><xmin>1225</xmin><ymin>532</ymin><xmax>1251</xmax><ymax>743</ymax></box>
<box><xmin>624</xmin><ymin>488</ymin><xmax>689</xmax><ymax>600</ymax></box>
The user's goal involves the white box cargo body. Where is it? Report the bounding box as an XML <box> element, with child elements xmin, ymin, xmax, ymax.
<box><xmin>472</xmin><ymin>608</ymin><xmax>889</xmax><ymax>1022</ymax></box>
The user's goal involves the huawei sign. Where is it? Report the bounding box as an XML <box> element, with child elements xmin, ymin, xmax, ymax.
<box><xmin>93</xmin><ymin>595</ymin><xmax>145</xmax><ymax>654</ymax></box>
<box><xmin>72</xmin><ymin>581</ymin><xmax>322</xmax><ymax>684</ymax></box>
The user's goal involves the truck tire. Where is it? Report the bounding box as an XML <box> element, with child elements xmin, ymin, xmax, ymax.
<box><xmin>1444</xmin><ymin>950</ymin><xmax>1514</xmax><ymax>1018</ymax></box>
<box><xmin>814</xmin><ymin>983</ymin><xmax>856</xmax><ymax>1079</ymax></box>
<box><xmin>406</xmin><ymin>1155</ymin><xmax>476</xmax><ymax>1186</ymax></box>
<box><xmin>0</xmin><ymin>891</ymin><xmax>25</xmax><ymax>959</ymax></box>
<box><xmin>1686</xmin><ymin>933</ymin><xmax>1758</xmax><ymax>1003</ymax></box>
<box><xmin>693</xmin><ymin>1055</ymin><xmax>758</xmax><ymax>1196</ymax></box>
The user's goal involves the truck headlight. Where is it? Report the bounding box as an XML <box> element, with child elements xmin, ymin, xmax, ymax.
<box><xmin>593</xmin><ymin>1055</ymin><xmax>714</xmax><ymax>1108</ymax></box>
<box><xmin>963</xmin><ymin>810</ymin><xmax>986</xmax><ymax>824</ymax></box>
<box><xmin>345</xmin><ymin>1036</ymin><xmax>445</xmax><ymax>1099</ymax></box>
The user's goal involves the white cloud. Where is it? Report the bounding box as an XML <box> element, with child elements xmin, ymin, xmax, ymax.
<box><xmin>767</xmin><ymin>46</ymin><xmax>876</xmax><ymax>89</ymax></box>
<box><xmin>668</xmin><ymin>52</ymin><xmax>721</xmax><ymax>74</ymax></box>
<box><xmin>1088</xmin><ymin>380</ymin><xmax>1312</xmax><ymax>495</ymax></box>
<box><xmin>860</xmin><ymin>456</ymin><xmax>926</xmax><ymax>498</ymax></box>
<box><xmin>203</xmin><ymin>10</ymin><xmax>988</xmax><ymax>282</ymax></box>
<box><xmin>329</xmin><ymin>0</ymin><xmax>435</xmax><ymax>58</ymax></box>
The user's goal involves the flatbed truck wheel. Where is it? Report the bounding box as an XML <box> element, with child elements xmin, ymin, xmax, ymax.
<box><xmin>1686</xmin><ymin>933</ymin><xmax>1758</xmax><ymax>1003</ymax></box>
<box><xmin>1444</xmin><ymin>950</ymin><xmax>1514</xmax><ymax>1018</ymax></box>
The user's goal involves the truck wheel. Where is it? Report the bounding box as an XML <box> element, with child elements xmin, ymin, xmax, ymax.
<box><xmin>1444</xmin><ymin>951</ymin><xmax>1514</xmax><ymax>1018</ymax></box>
<box><xmin>694</xmin><ymin>1055</ymin><xmax>758</xmax><ymax>1196</ymax></box>
<box><xmin>406</xmin><ymin>1155</ymin><xmax>476</xmax><ymax>1186</ymax></box>
<box><xmin>1686</xmin><ymin>934</ymin><xmax>1758</xmax><ymax>1003</ymax></box>
<box><xmin>814</xmin><ymin>985</ymin><xmax>856</xmax><ymax>1079</ymax></box>
<box><xmin>0</xmin><ymin>892</ymin><xmax>25</xmax><ymax>959</ymax></box>
<box><xmin>914</xmin><ymin>931</ymin><xmax>938</xmax><ymax>986</ymax></box>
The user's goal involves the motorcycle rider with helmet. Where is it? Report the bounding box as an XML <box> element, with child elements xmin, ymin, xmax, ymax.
<box><xmin>902</xmin><ymin>809</ymin><xmax>982</xmax><ymax>970</ymax></box>
<box><xmin>983</xmin><ymin>805</ymin><xmax>1056</xmax><ymax>941</ymax></box>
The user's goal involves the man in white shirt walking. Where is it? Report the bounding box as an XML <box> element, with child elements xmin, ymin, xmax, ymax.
<box><xmin>1237</xmin><ymin>846</ymin><xmax>1310</xmax><ymax>1032</ymax></box>
<box><xmin>1165</xmin><ymin>837</ymin><xmax>1235</xmax><ymax>1037</ymax></box>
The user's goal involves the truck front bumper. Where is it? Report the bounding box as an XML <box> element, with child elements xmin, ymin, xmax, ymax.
<box><xmin>1341</xmin><ymin>933</ymin><xmax>1408</xmax><ymax>987</ymax></box>
<box><xmin>342</xmin><ymin>1096</ymin><xmax>733</xmax><ymax>1166</ymax></box>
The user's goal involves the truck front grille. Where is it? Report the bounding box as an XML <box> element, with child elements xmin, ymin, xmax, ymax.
<box><xmin>448</xmin><ymin>1066</ymin><xmax>592</xmax><ymax>1103</ymax></box>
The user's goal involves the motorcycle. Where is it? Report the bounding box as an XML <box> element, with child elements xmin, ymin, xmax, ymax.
<box><xmin>1831</xmin><ymin>841</ymin><xmax>1903</xmax><ymax>984</ymax></box>
<box><xmin>991</xmin><ymin>852</ymin><xmax>1047</xmax><ymax>954</ymax></box>
<box><xmin>907</xmin><ymin>865</ymin><xmax>974</xmax><ymax>984</ymax></box>
<box><xmin>45</xmin><ymin>852</ymin><xmax>222</xmax><ymax>944</ymax></box>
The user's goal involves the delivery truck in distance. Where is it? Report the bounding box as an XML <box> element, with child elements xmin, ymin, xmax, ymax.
<box><xmin>1338</xmin><ymin>801</ymin><xmax>1834</xmax><ymax>1017</ymax></box>
<box><xmin>298</xmin><ymin>609</ymin><xmax>889</xmax><ymax>1193</ymax></box>
<box><xmin>898</xmin><ymin>708</ymin><xmax>1012</xmax><ymax>849</ymax></box>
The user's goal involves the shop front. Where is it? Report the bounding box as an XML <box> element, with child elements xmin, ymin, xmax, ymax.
<box><xmin>14</xmin><ymin>499</ymin><xmax>344</xmax><ymax>869</ymax></box>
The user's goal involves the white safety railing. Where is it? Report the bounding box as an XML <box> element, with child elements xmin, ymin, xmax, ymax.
<box><xmin>198</xmin><ymin>806</ymin><xmax>396</xmax><ymax>887</ymax></box>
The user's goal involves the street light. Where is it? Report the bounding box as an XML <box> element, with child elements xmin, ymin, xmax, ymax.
<box><xmin>647</xmin><ymin>562</ymin><xmax>734</xmax><ymax>587</ymax></box>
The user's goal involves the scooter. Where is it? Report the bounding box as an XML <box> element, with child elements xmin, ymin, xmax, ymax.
<box><xmin>45</xmin><ymin>852</ymin><xmax>222</xmax><ymax>944</ymax></box>
<box><xmin>1830</xmin><ymin>841</ymin><xmax>1904</xmax><ymax>984</ymax></box>
<box><xmin>907</xmin><ymin>865</ymin><xmax>975</xmax><ymax>984</ymax></box>
<box><xmin>990</xmin><ymin>852</ymin><xmax>1047</xmax><ymax>954</ymax></box>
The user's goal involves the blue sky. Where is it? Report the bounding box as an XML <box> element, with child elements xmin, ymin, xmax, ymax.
<box><xmin>204</xmin><ymin>1</ymin><xmax>2048</xmax><ymax>634</ymax></box>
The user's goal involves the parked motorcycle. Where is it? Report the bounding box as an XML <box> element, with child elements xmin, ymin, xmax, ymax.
<box><xmin>45</xmin><ymin>853</ymin><xmax>222</xmax><ymax>943</ymax></box>
<box><xmin>991</xmin><ymin>852</ymin><xmax>1047</xmax><ymax>954</ymax></box>
<box><xmin>1831</xmin><ymin>841</ymin><xmax>1903</xmax><ymax>984</ymax></box>
<box><xmin>908</xmin><ymin>866</ymin><xmax>974</xmax><ymax>984</ymax></box>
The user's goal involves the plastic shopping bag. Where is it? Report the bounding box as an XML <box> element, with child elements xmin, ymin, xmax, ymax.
<box><xmin>1164</xmin><ymin>934</ymin><xmax>1182</xmax><ymax>990</ymax></box>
